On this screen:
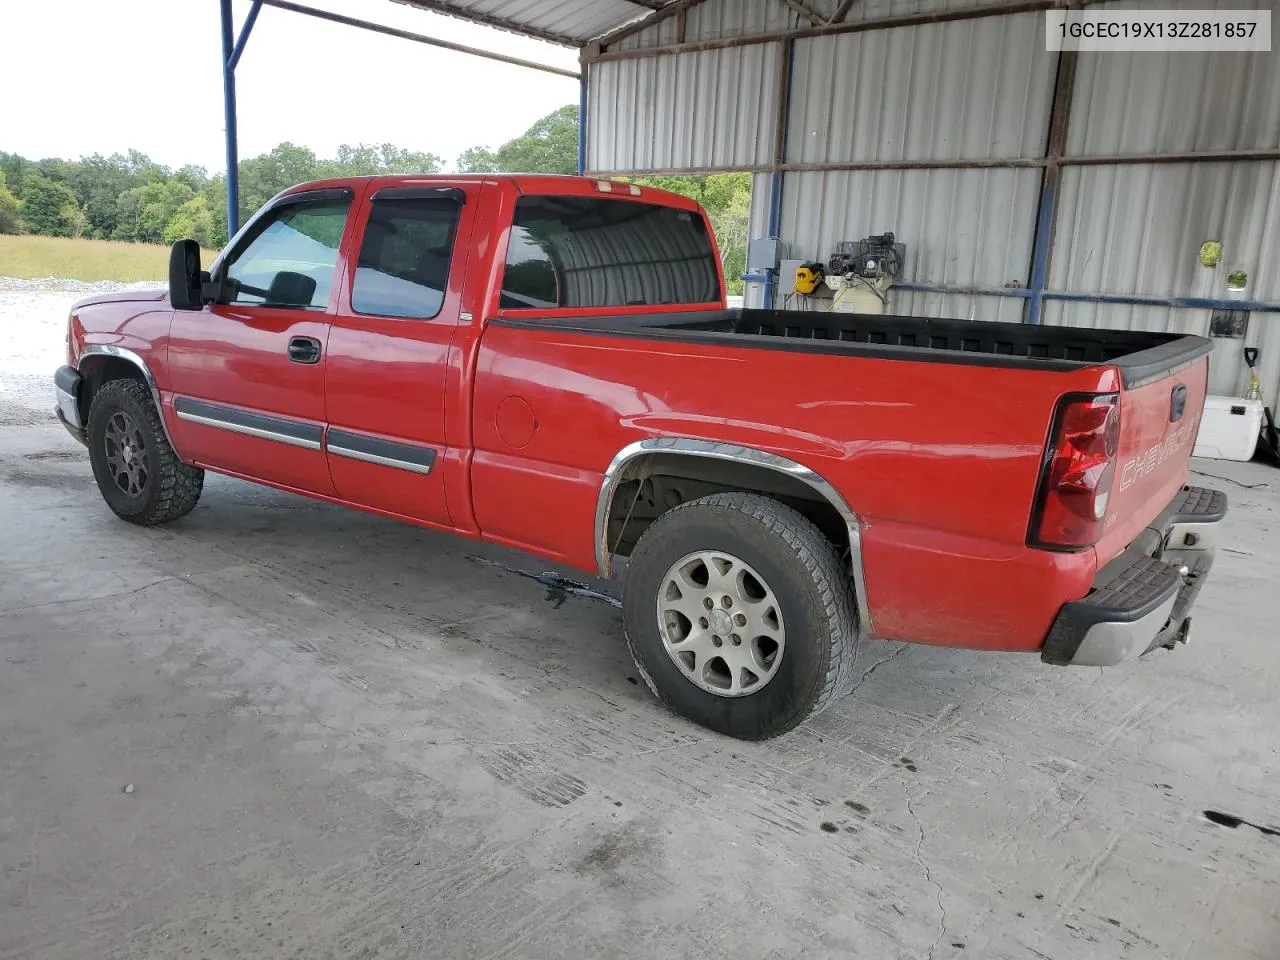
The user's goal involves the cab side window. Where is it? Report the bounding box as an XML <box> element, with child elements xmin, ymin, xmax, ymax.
<box><xmin>351</xmin><ymin>196</ymin><xmax>461</xmax><ymax>320</ymax></box>
<box><xmin>499</xmin><ymin>195</ymin><xmax>721</xmax><ymax>309</ymax></box>
<box><xmin>221</xmin><ymin>197</ymin><xmax>350</xmax><ymax>309</ymax></box>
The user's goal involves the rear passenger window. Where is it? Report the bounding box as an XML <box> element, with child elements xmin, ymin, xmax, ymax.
<box><xmin>352</xmin><ymin>195</ymin><xmax>461</xmax><ymax>319</ymax></box>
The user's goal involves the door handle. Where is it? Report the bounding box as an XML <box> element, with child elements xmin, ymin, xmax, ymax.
<box><xmin>288</xmin><ymin>336</ymin><xmax>322</xmax><ymax>364</ymax></box>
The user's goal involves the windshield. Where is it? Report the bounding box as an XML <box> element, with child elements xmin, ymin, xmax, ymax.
<box><xmin>500</xmin><ymin>195</ymin><xmax>721</xmax><ymax>310</ymax></box>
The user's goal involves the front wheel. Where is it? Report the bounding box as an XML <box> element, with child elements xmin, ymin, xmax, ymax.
<box><xmin>87</xmin><ymin>378</ymin><xmax>204</xmax><ymax>525</ymax></box>
<box><xmin>622</xmin><ymin>492</ymin><xmax>858</xmax><ymax>739</ymax></box>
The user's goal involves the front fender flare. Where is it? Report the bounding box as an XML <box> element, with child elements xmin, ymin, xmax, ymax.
<box><xmin>78</xmin><ymin>345</ymin><xmax>185</xmax><ymax>460</ymax></box>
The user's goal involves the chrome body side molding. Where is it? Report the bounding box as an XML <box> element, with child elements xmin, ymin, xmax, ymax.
<box><xmin>173</xmin><ymin>397</ymin><xmax>323</xmax><ymax>451</ymax></box>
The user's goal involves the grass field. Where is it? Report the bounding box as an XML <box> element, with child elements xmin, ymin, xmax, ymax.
<box><xmin>0</xmin><ymin>234</ymin><xmax>172</xmax><ymax>282</ymax></box>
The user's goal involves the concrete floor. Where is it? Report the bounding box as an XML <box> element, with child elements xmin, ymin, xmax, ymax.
<box><xmin>2</xmin><ymin>324</ymin><xmax>1279</xmax><ymax>958</ymax></box>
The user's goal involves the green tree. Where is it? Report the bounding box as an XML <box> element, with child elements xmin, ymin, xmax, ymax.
<box><xmin>139</xmin><ymin>181</ymin><xmax>194</xmax><ymax>243</ymax></box>
<box><xmin>0</xmin><ymin>172</ymin><xmax>22</xmax><ymax>234</ymax></box>
<box><xmin>632</xmin><ymin>173</ymin><xmax>753</xmax><ymax>295</ymax></box>
<box><xmin>19</xmin><ymin>172</ymin><xmax>80</xmax><ymax>236</ymax></box>
<box><xmin>202</xmin><ymin>176</ymin><xmax>229</xmax><ymax>247</ymax></box>
<box><xmin>174</xmin><ymin>164</ymin><xmax>211</xmax><ymax>192</ymax></box>
<box><xmin>163</xmin><ymin>194</ymin><xmax>217</xmax><ymax>247</ymax></box>
<box><xmin>459</xmin><ymin>105</ymin><xmax>579</xmax><ymax>175</ymax></box>
<box><xmin>323</xmin><ymin>143</ymin><xmax>443</xmax><ymax>177</ymax></box>
<box><xmin>457</xmin><ymin>146</ymin><xmax>500</xmax><ymax>174</ymax></box>
<box><xmin>77</xmin><ymin>155</ymin><xmax>140</xmax><ymax>239</ymax></box>
<box><xmin>61</xmin><ymin>201</ymin><xmax>89</xmax><ymax>238</ymax></box>
<box><xmin>236</xmin><ymin>142</ymin><xmax>319</xmax><ymax>224</ymax></box>
<box><xmin>497</xmin><ymin>105</ymin><xmax>579</xmax><ymax>174</ymax></box>
<box><xmin>455</xmin><ymin>107</ymin><xmax>751</xmax><ymax>293</ymax></box>
<box><xmin>113</xmin><ymin>188</ymin><xmax>144</xmax><ymax>242</ymax></box>
<box><xmin>0</xmin><ymin>153</ymin><xmax>30</xmax><ymax>198</ymax></box>
<box><xmin>114</xmin><ymin>180</ymin><xmax>194</xmax><ymax>243</ymax></box>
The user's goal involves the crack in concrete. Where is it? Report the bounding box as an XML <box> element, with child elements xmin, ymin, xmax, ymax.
<box><xmin>0</xmin><ymin>577</ymin><xmax>178</xmax><ymax>615</ymax></box>
<box><xmin>905</xmin><ymin>781</ymin><xmax>948</xmax><ymax>960</ymax></box>
<box><xmin>854</xmin><ymin>642</ymin><xmax>909</xmax><ymax>690</ymax></box>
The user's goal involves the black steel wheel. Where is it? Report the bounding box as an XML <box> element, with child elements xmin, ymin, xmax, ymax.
<box><xmin>87</xmin><ymin>378</ymin><xmax>204</xmax><ymax>525</ymax></box>
<box><xmin>102</xmin><ymin>409</ymin><xmax>149</xmax><ymax>497</ymax></box>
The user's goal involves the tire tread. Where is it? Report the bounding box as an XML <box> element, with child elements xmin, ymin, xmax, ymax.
<box><xmin>624</xmin><ymin>491</ymin><xmax>859</xmax><ymax>739</ymax></box>
<box><xmin>88</xmin><ymin>378</ymin><xmax>203</xmax><ymax>525</ymax></box>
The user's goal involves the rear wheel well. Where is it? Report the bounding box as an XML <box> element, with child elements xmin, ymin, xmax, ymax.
<box><xmin>77</xmin><ymin>356</ymin><xmax>147</xmax><ymax>423</ymax></box>
<box><xmin>603</xmin><ymin>453</ymin><xmax>851</xmax><ymax>566</ymax></box>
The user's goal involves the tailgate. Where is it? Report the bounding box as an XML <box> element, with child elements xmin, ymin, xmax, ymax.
<box><xmin>1096</xmin><ymin>353</ymin><xmax>1209</xmax><ymax>564</ymax></box>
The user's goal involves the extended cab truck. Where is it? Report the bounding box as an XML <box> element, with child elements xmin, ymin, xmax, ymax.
<box><xmin>54</xmin><ymin>174</ymin><xmax>1227</xmax><ymax>739</ymax></box>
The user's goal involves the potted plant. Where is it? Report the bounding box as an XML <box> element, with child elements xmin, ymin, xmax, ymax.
<box><xmin>1227</xmin><ymin>268</ymin><xmax>1249</xmax><ymax>300</ymax></box>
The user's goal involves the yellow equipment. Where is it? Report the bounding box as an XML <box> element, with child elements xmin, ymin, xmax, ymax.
<box><xmin>794</xmin><ymin>262</ymin><xmax>824</xmax><ymax>295</ymax></box>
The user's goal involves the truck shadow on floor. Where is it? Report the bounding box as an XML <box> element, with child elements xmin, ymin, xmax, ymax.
<box><xmin>166</xmin><ymin>475</ymin><xmax>1042</xmax><ymax>738</ymax></box>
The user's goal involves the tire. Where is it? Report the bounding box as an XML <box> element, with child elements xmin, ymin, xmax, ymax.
<box><xmin>622</xmin><ymin>491</ymin><xmax>858</xmax><ymax>739</ymax></box>
<box><xmin>87</xmin><ymin>378</ymin><xmax>204</xmax><ymax>525</ymax></box>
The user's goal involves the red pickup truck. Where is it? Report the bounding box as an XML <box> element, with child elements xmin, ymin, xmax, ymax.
<box><xmin>54</xmin><ymin>174</ymin><xmax>1226</xmax><ymax>738</ymax></box>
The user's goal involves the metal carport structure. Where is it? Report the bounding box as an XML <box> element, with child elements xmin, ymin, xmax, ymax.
<box><xmin>217</xmin><ymin>0</ymin><xmax>1280</xmax><ymax>410</ymax></box>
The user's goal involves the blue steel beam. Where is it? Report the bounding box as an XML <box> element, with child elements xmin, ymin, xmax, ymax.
<box><xmin>1024</xmin><ymin>42</ymin><xmax>1077</xmax><ymax>326</ymax></box>
<box><xmin>762</xmin><ymin>35</ymin><xmax>797</xmax><ymax>308</ymax></box>
<box><xmin>220</xmin><ymin>0</ymin><xmax>242</xmax><ymax>237</ymax></box>
<box><xmin>743</xmin><ymin>277</ymin><xmax>1280</xmax><ymax>314</ymax></box>
<box><xmin>229</xmin><ymin>0</ymin><xmax>263</xmax><ymax>71</ymax></box>
<box><xmin>1044</xmin><ymin>291</ymin><xmax>1280</xmax><ymax>313</ymax></box>
<box><xmin>577</xmin><ymin>61</ymin><xmax>588</xmax><ymax>175</ymax></box>
<box><xmin>220</xmin><ymin>0</ymin><xmax>579</xmax><ymax>238</ymax></box>
<box><xmin>894</xmin><ymin>281</ymin><xmax>1032</xmax><ymax>298</ymax></box>
<box><xmin>1024</xmin><ymin>178</ymin><xmax>1056</xmax><ymax>325</ymax></box>
<box><xmin>890</xmin><ymin>282</ymin><xmax>1280</xmax><ymax>314</ymax></box>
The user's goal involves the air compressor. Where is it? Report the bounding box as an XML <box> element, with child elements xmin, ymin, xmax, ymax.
<box><xmin>823</xmin><ymin>233</ymin><xmax>905</xmax><ymax>314</ymax></box>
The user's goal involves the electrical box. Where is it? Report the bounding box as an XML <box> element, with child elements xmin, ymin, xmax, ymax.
<box><xmin>777</xmin><ymin>258</ymin><xmax>805</xmax><ymax>296</ymax></box>
<box><xmin>747</xmin><ymin>237</ymin><xmax>786</xmax><ymax>272</ymax></box>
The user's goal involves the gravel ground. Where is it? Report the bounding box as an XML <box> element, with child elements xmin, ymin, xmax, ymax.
<box><xmin>0</xmin><ymin>285</ymin><xmax>76</xmax><ymax>425</ymax></box>
<box><xmin>0</xmin><ymin>277</ymin><xmax>164</xmax><ymax>425</ymax></box>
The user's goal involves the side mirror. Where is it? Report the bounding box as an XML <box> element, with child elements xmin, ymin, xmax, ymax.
<box><xmin>168</xmin><ymin>239</ymin><xmax>204</xmax><ymax>310</ymax></box>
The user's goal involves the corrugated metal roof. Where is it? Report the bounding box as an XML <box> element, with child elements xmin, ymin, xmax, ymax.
<box><xmin>393</xmin><ymin>0</ymin><xmax>674</xmax><ymax>46</ymax></box>
<box><xmin>617</xmin><ymin>0</ymin><xmax>1014</xmax><ymax>48</ymax></box>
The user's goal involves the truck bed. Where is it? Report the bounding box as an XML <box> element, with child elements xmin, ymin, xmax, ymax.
<box><xmin>495</xmin><ymin>308</ymin><xmax>1212</xmax><ymax>389</ymax></box>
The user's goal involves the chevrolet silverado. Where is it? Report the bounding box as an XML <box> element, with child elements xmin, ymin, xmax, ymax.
<box><xmin>53</xmin><ymin>174</ymin><xmax>1226</xmax><ymax>738</ymax></box>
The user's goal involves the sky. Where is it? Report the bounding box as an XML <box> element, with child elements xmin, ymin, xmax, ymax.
<box><xmin>2</xmin><ymin>0</ymin><xmax>581</xmax><ymax>173</ymax></box>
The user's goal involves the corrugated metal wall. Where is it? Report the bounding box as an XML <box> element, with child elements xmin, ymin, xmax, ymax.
<box><xmin>586</xmin><ymin>0</ymin><xmax>1280</xmax><ymax>408</ymax></box>
<box><xmin>586</xmin><ymin>43</ymin><xmax>780</xmax><ymax>171</ymax></box>
<box><xmin>787</xmin><ymin>13</ymin><xmax>1054</xmax><ymax>164</ymax></box>
<box><xmin>777</xmin><ymin>10</ymin><xmax>1053</xmax><ymax>323</ymax></box>
<box><xmin>1050</xmin><ymin>5</ymin><xmax>1280</xmax><ymax>402</ymax></box>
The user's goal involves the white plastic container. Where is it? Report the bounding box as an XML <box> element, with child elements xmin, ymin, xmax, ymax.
<box><xmin>1193</xmin><ymin>395</ymin><xmax>1262</xmax><ymax>461</ymax></box>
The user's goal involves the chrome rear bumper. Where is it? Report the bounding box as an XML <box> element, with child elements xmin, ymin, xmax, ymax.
<box><xmin>1042</xmin><ymin>485</ymin><xmax>1226</xmax><ymax>667</ymax></box>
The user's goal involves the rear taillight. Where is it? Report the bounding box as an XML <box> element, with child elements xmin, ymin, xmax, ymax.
<box><xmin>1029</xmin><ymin>393</ymin><xmax>1120</xmax><ymax>550</ymax></box>
<box><xmin>66</xmin><ymin>312</ymin><xmax>79</xmax><ymax>366</ymax></box>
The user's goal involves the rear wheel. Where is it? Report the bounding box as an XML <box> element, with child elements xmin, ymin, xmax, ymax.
<box><xmin>622</xmin><ymin>492</ymin><xmax>858</xmax><ymax>739</ymax></box>
<box><xmin>87</xmin><ymin>378</ymin><xmax>204</xmax><ymax>525</ymax></box>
